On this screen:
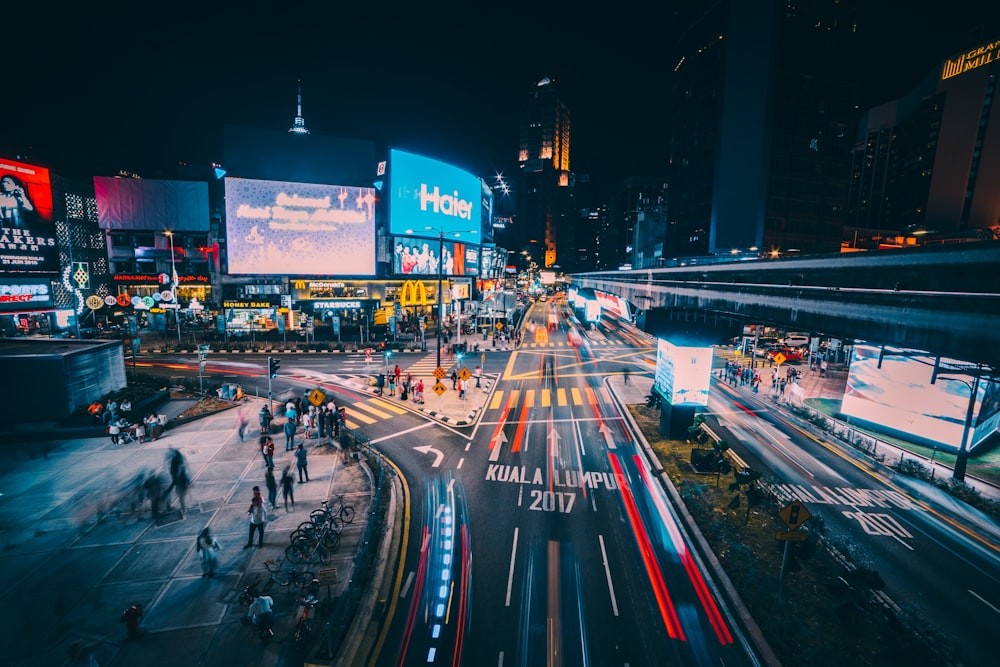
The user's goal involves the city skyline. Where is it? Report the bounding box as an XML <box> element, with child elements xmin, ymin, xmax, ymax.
<box><xmin>4</xmin><ymin>4</ymin><xmax>1000</xmax><ymax>197</ymax></box>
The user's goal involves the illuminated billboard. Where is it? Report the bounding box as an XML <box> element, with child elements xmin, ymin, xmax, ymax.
<box><xmin>0</xmin><ymin>158</ymin><xmax>58</xmax><ymax>274</ymax></box>
<box><xmin>842</xmin><ymin>344</ymin><xmax>991</xmax><ymax>451</ymax></box>
<box><xmin>392</xmin><ymin>237</ymin><xmax>478</xmax><ymax>277</ymax></box>
<box><xmin>225</xmin><ymin>177</ymin><xmax>375</xmax><ymax>276</ymax></box>
<box><xmin>389</xmin><ymin>149</ymin><xmax>482</xmax><ymax>241</ymax></box>
<box><xmin>654</xmin><ymin>338</ymin><xmax>713</xmax><ymax>407</ymax></box>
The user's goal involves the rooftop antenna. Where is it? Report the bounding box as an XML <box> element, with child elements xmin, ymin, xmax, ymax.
<box><xmin>289</xmin><ymin>80</ymin><xmax>309</xmax><ymax>134</ymax></box>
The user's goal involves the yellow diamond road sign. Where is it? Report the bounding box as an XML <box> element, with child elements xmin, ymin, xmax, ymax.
<box><xmin>772</xmin><ymin>352</ymin><xmax>786</xmax><ymax>366</ymax></box>
<box><xmin>433</xmin><ymin>381</ymin><xmax>447</xmax><ymax>396</ymax></box>
<box><xmin>433</xmin><ymin>366</ymin><xmax>447</xmax><ymax>380</ymax></box>
<box><xmin>779</xmin><ymin>500</ymin><xmax>812</xmax><ymax>530</ymax></box>
<box><xmin>308</xmin><ymin>388</ymin><xmax>326</xmax><ymax>407</ymax></box>
<box><xmin>458</xmin><ymin>367</ymin><xmax>471</xmax><ymax>381</ymax></box>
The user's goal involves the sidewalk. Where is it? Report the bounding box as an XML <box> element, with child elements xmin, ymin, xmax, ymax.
<box><xmin>0</xmin><ymin>398</ymin><xmax>383</xmax><ymax>667</ymax></box>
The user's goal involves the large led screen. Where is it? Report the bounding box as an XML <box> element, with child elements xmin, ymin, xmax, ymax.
<box><xmin>225</xmin><ymin>178</ymin><xmax>375</xmax><ymax>276</ymax></box>
<box><xmin>392</xmin><ymin>237</ymin><xmax>478</xmax><ymax>277</ymax></box>
<box><xmin>0</xmin><ymin>158</ymin><xmax>58</xmax><ymax>274</ymax></box>
<box><xmin>389</xmin><ymin>149</ymin><xmax>482</xmax><ymax>241</ymax></box>
<box><xmin>842</xmin><ymin>344</ymin><xmax>989</xmax><ymax>451</ymax></box>
<box><xmin>654</xmin><ymin>338</ymin><xmax>713</xmax><ymax>406</ymax></box>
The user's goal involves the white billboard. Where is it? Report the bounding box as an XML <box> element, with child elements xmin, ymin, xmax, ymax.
<box><xmin>654</xmin><ymin>339</ymin><xmax>714</xmax><ymax>406</ymax></box>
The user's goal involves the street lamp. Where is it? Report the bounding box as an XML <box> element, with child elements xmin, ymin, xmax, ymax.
<box><xmin>932</xmin><ymin>362</ymin><xmax>988</xmax><ymax>482</ymax></box>
<box><xmin>164</xmin><ymin>231</ymin><xmax>181</xmax><ymax>344</ymax></box>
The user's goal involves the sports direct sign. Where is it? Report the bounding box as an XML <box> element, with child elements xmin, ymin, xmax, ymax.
<box><xmin>388</xmin><ymin>149</ymin><xmax>482</xmax><ymax>241</ymax></box>
<box><xmin>0</xmin><ymin>278</ymin><xmax>52</xmax><ymax>311</ymax></box>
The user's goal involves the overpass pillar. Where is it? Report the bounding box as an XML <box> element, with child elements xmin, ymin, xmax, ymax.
<box><xmin>659</xmin><ymin>399</ymin><xmax>697</xmax><ymax>439</ymax></box>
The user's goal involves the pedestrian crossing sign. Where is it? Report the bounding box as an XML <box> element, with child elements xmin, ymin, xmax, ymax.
<box><xmin>308</xmin><ymin>388</ymin><xmax>326</xmax><ymax>407</ymax></box>
<box><xmin>458</xmin><ymin>367</ymin><xmax>471</xmax><ymax>381</ymax></box>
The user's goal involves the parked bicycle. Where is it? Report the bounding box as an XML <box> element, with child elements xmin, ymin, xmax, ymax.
<box><xmin>293</xmin><ymin>585</ymin><xmax>320</xmax><ymax>650</ymax></box>
<box><xmin>286</xmin><ymin>521</ymin><xmax>338</xmax><ymax>565</ymax></box>
<box><xmin>309</xmin><ymin>495</ymin><xmax>355</xmax><ymax>530</ymax></box>
<box><xmin>263</xmin><ymin>557</ymin><xmax>315</xmax><ymax>591</ymax></box>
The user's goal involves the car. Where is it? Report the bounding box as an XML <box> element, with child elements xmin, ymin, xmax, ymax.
<box><xmin>782</xmin><ymin>333</ymin><xmax>810</xmax><ymax>348</ymax></box>
<box><xmin>767</xmin><ymin>347</ymin><xmax>804</xmax><ymax>363</ymax></box>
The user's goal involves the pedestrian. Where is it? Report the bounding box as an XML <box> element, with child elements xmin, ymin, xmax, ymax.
<box><xmin>165</xmin><ymin>448</ymin><xmax>190</xmax><ymax>514</ymax></box>
<box><xmin>388</xmin><ymin>374</ymin><xmax>396</xmax><ymax>397</ymax></box>
<box><xmin>265</xmin><ymin>466</ymin><xmax>278</xmax><ymax>510</ymax></box>
<box><xmin>474</xmin><ymin>365</ymin><xmax>482</xmax><ymax>388</ymax></box>
<box><xmin>119</xmin><ymin>603</ymin><xmax>144</xmax><ymax>640</ymax></box>
<box><xmin>317</xmin><ymin>407</ymin><xmax>327</xmax><ymax>439</ymax></box>
<box><xmin>237</xmin><ymin>410</ymin><xmax>248</xmax><ymax>441</ymax></box>
<box><xmin>820</xmin><ymin>359</ymin><xmax>828</xmax><ymax>377</ymax></box>
<box><xmin>108</xmin><ymin>421</ymin><xmax>121</xmax><ymax>445</ymax></box>
<box><xmin>135</xmin><ymin>421</ymin><xmax>146</xmax><ymax>444</ymax></box>
<box><xmin>450</xmin><ymin>369</ymin><xmax>458</xmax><ymax>390</ymax></box>
<box><xmin>261</xmin><ymin>435</ymin><xmax>275</xmax><ymax>467</ymax></box>
<box><xmin>394</xmin><ymin>364</ymin><xmax>402</xmax><ymax>386</ymax></box>
<box><xmin>415</xmin><ymin>379</ymin><xmax>424</xmax><ymax>404</ymax></box>
<box><xmin>295</xmin><ymin>443</ymin><xmax>309</xmax><ymax>483</ymax></box>
<box><xmin>283</xmin><ymin>417</ymin><xmax>296</xmax><ymax>451</ymax></box>
<box><xmin>622</xmin><ymin>367</ymin><xmax>629</xmax><ymax>385</ymax></box>
<box><xmin>244</xmin><ymin>487</ymin><xmax>266</xmax><ymax>548</ymax></box>
<box><xmin>196</xmin><ymin>526</ymin><xmax>221</xmax><ymax>577</ymax></box>
<box><xmin>258</xmin><ymin>405</ymin><xmax>271</xmax><ymax>434</ymax></box>
<box><xmin>142</xmin><ymin>472</ymin><xmax>164</xmax><ymax>519</ymax></box>
<box><xmin>280</xmin><ymin>466</ymin><xmax>295</xmax><ymax>511</ymax></box>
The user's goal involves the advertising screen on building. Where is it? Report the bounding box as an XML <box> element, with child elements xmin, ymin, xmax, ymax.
<box><xmin>225</xmin><ymin>177</ymin><xmax>375</xmax><ymax>276</ymax></box>
<box><xmin>0</xmin><ymin>158</ymin><xmax>58</xmax><ymax>274</ymax></box>
<box><xmin>842</xmin><ymin>344</ymin><xmax>991</xmax><ymax>451</ymax></box>
<box><xmin>389</xmin><ymin>149</ymin><xmax>482</xmax><ymax>241</ymax></box>
<box><xmin>654</xmin><ymin>338</ymin><xmax>713</xmax><ymax>406</ymax></box>
<box><xmin>392</xmin><ymin>237</ymin><xmax>478</xmax><ymax>276</ymax></box>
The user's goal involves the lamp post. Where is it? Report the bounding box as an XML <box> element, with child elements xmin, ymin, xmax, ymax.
<box><xmin>419</xmin><ymin>227</ymin><xmax>477</xmax><ymax>370</ymax></box>
<box><xmin>165</xmin><ymin>231</ymin><xmax>181</xmax><ymax>344</ymax></box>
<box><xmin>933</xmin><ymin>363</ymin><xmax>987</xmax><ymax>482</ymax></box>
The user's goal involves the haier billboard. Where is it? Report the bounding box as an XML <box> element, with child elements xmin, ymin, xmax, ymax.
<box><xmin>389</xmin><ymin>149</ymin><xmax>482</xmax><ymax>242</ymax></box>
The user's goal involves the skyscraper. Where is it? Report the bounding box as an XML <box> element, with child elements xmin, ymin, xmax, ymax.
<box><xmin>515</xmin><ymin>77</ymin><xmax>575</xmax><ymax>268</ymax></box>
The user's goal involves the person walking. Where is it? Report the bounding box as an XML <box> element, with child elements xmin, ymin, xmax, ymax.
<box><xmin>196</xmin><ymin>526</ymin><xmax>221</xmax><ymax>577</ymax></box>
<box><xmin>264</xmin><ymin>466</ymin><xmax>278</xmax><ymax>510</ymax></box>
<box><xmin>622</xmin><ymin>366</ymin><xmax>630</xmax><ymax>385</ymax></box>
<box><xmin>295</xmin><ymin>443</ymin><xmax>310</xmax><ymax>483</ymax></box>
<box><xmin>237</xmin><ymin>410</ymin><xmax>248</xmax><ymax>442</ymax></box>
<box><xmin>280</xmin><ymin>466</ymin><xmax>295</xmax><ymax>511</ymax></box>
<box><xmin>283</xmin><ymin>417</ymin><xmax>296</xmax><ymax>451</ymax></box>
<box><xmin>244</xmin><ymin>487</ymin><xmax>266</xmax><ymax>548</ymax></box>
<box><xmin>261</xmin><ymin>435</ymin><xmax>275</xmax><ymax>468</ymax></box>
<box><xmin>474</xmin><ymin>365</ymin><xmax>482</xmax><ymax>388</ymax></box>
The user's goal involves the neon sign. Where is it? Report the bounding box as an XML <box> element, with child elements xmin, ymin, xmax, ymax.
<box><xmin>941</xmin><ymin>38</ymin><xmax>1000</xmax><ymax>80</ymax></box>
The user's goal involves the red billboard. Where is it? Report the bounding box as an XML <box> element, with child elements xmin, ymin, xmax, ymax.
<box><xmin>0</xmin><ymin>158</ymin><xmax>58</xmax><ymax>274</ymax></box>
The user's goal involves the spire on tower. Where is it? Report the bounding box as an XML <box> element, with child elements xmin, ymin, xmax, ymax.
<box><xmin>289</xmin><ymin>79</ymin><xmax>309</xmax><ymax>135</ymax></box>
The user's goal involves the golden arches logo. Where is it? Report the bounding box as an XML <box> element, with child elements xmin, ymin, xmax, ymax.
<box><xmin>293</xmin><ymin>280</ymin><xmax>307</xmax><ymax>290</ymax></box>
<box><xmin>399</xmin><ymin>280</ymin><xmax>430</xmax><ymax>306</ymax></box>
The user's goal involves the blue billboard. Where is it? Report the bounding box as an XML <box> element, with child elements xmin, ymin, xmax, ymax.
<box><xmin>389</xmin><ymin>149</ymin><xmax>482</xmax><ymax>241</ymax></box>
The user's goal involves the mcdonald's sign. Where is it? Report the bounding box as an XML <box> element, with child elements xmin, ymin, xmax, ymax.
<box><xmin>399</xmin><ymin>280</ymin><xmax>432</xmax><ymax>307</ymax></box>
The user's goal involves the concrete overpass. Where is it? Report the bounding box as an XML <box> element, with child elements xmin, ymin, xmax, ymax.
<box><xmin>570</xmin><ymin>243</ymin><xmax>1000</xmax><ymax>370</ymax></box>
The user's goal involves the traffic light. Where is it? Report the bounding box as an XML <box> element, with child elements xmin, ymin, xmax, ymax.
<box><xmin>268</xmin><ymin>356</ymin><xmax>280</xmax><ymax>378</ymax></box>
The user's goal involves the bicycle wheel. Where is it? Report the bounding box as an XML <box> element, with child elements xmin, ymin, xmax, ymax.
<box><xmin>294</xmin><ymin>618</ymin><xmax>311</xmax><ymax>649</ymax></box>
<box><xmin>285</xmin><ymin>542</ymin><xmax>311</xmax><ymax>564</ymax></box>
<box><xmin>321</xmin><ymin>530</ymin><xmax>341</xmax><ymax>552</ymax></box>
<box><xmin>309</xmin><ymin>509</ymin><xmax>332</xmax><ymax>526</ymax></box>
<box><xmin>291</xmin><ymin>570</ymin><xmax>316</xmax><ymax>589</ymax></box>
<box><xmin>339</xmin><ymin>505</ymin><xmax>356</xmax><ymax>524</ymax></box>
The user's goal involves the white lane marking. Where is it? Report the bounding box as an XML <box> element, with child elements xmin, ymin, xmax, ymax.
<box><xmin>599</xmin><ymin>534</ymin><xmax>619</xmax><ymax>616</ymax></box>
<box><xmin>505</xmin><ymin>527</ymin><xmax>519</xmax><ymax>607</ymax></box>
<box><xmin>969</xmin><ymin>589</ymin><xmax>1000</xmax><ymax>615</ymax></box>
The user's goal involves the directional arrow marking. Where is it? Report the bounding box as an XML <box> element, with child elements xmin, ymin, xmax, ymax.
<box><xmin>413</xmin><ymin>444</ymin><xmax>444</xmax><ymax>467</ymax></box>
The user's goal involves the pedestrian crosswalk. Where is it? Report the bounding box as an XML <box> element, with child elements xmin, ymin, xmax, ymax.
<box><xmin>340</xmin><ymin>396</ymin><xmax>409</xmax><ymax>429</ymax></box>
<box><xmin>486</xmin><ymin>386</ymin><xmax>612</xmax><ymax>411</ymax></box>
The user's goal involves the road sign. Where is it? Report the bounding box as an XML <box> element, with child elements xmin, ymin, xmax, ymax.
<box><xmin>496</xmin><ymin>322</ymin><xmax>504</xmax><ymax>330</ymax></box>
<box><xmin>779</xmin><ymin>500</ymin><xmax>812</xmax><ymax>529</ymax></box>
<box><xmin>433</xmin><ymin>381</ymin><xmax>447</xmax><ymax>396</ymax></box>
<box><xmin>772</xmin><ymin>352</ymin><xmax>787</xmax><ymax>365</ymax></box>
<box><xmin>317</xmin><ymin>567</ymin><xmax>338</xmax><ymax>585</ymax></box>
<box><xmin>308</xmin><ymin>388</ymin><xmax>326</xmax><ymax>407</ymax></box>
<box><xmin>433</xmin><ymin>366</ymin><xmax>447</xmax><ymax>380</ymax></box>
<box><xmin>458</xmin><ymin>367</ymin><xmax>471</xmax><ymax>381</ymax></box>
<box><xmin>775</xmin><ymin>531</ymin><xmax>808</xmax><ymax>542</ymax></box>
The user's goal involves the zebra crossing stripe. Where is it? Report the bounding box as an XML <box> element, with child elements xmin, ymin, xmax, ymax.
<box><xmin>343</xmin><ymin>408</ymin><xmax>376</xmax><ymax>425</ymax></box>
<box><xmin>585</xmin><ymin>386</ymin><xmax>598</xmax><ymax>405</ymax></box>
<box><xmin>370</xmin><ymin>397</ymin><xmax>408</xmax><ymax>414</ymax></box>
<box><xmin>557</xmin><ymin>388</ymin><xmax>568</xmax><ymax>406</ymax></box>
<box><xmin>524</xmin><ymin>389</ymin><xmax>535</xmax><ymax>408</ymax></box>
<box><xmin>489</xmin><ymin>390</ymin><xmax>505</xmax><ymax>410</ymax></box>
<box><xmin>541</xmin><ymin>390</ymin><xmax>551</xmax><ymax>407</ymax></box>
<box><xmin>571</xmin><ymin>388</ymin><xmax>584</xmax><ymax>405</ymax></box>
<box><xmin>352</xmin><ymin>402</ymin><xmax>393</xmax><ymax>419</ymax></box>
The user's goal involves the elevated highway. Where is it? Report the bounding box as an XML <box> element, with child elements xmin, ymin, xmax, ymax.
<box><xmin>571</xmin><ymin>244</ymin><xmax>1000</xmax><ymax>369</ymax></box>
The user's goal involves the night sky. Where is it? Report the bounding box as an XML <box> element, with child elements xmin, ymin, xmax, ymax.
<box><xmin>5</xmin><ymin>2</ymin><xmax>1000</xmax><ymax>197</ymax></box>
